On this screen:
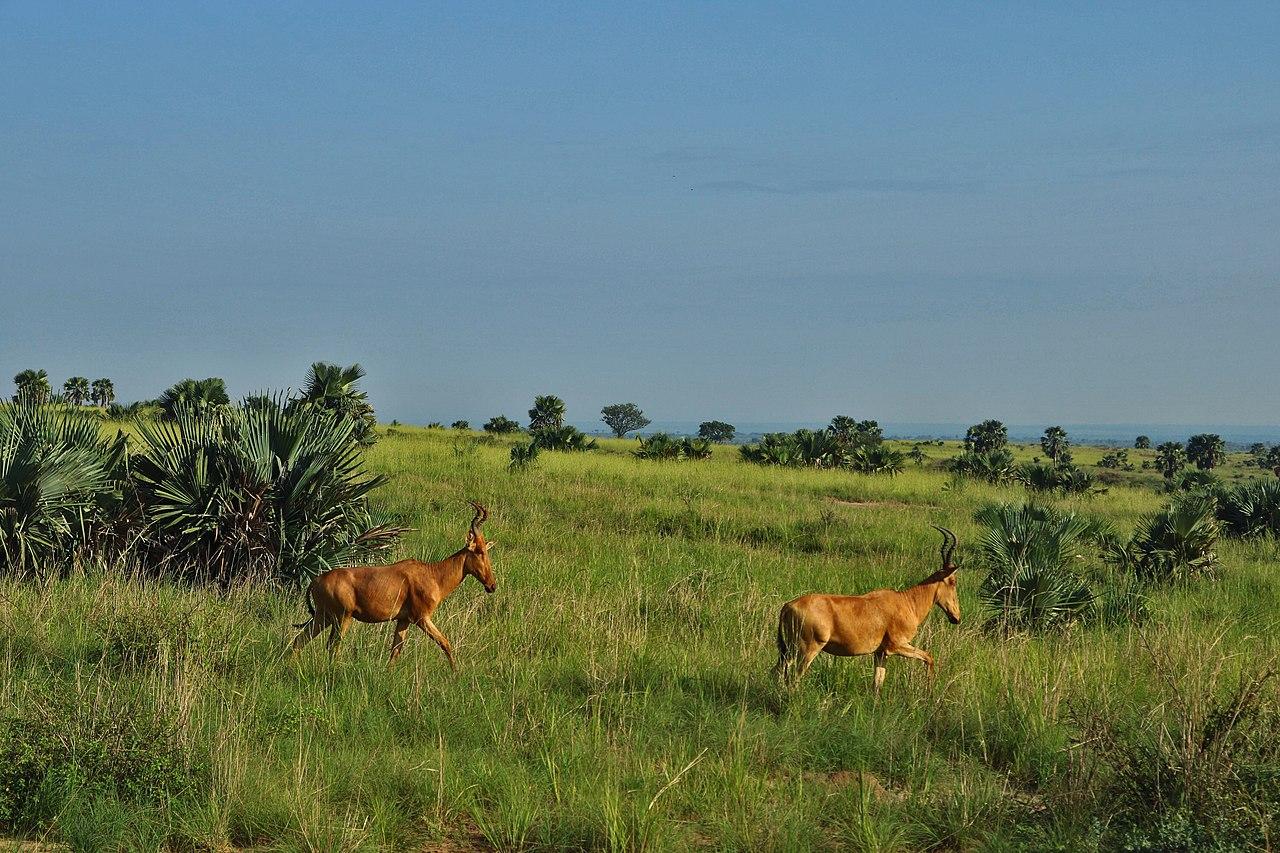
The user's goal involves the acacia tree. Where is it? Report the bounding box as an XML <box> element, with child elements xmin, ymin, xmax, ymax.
<box><xmin>528</xmin><ymin>395</ymin><xmax>566</xmax><ymax>431</ymax></box>
<box><xmin>600</xmin><ymin>403</ymin><xmax>650</xmax><ymax>438</ymax></box>
<box><xmin>698</xmin><ymin>421</ymin><xmax>736</xmax><ymax>443</ymax></box>
<box><xmin>1134</xmin><ymin>435</ymin><xmax>1151</xmax><ymax>449</ymax></box>
<box><xmin>1040</xmin><ymin>426</ymin><xmax>1070</xmax><ymax>464</ymax></box>
<box><xmin>91</xmin><ymin>378</ymin><xmax>116</xmax><ymax>408</ymax></box>
<box><xmin>1185</xmin><ymin>433</ymin><xmax>1226</xmax><ymax>471</ymax></box>
<box><xmin>12</xmin><ymin>369</ymin><xmax>51</xmax><ymax>403</ymax></box>
<box><xmin>62</xmin><ymin>376</ymin><xmax>90</xmax><ymax>406</ymax></box>
<box><xmin>965</xmin><ymin>419</ymin><xmax>1008</xmax><ymax>454</ymax></box>
<box><xmin>1155</xmin><ymin>441</ymin><xmax>1186</xmax><ymax>479</ymax></box>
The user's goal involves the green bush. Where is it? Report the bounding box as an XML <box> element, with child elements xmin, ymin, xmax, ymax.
<box><xmin>974</xmin><ymin>503</ymin><xmax>1099</xmax><ymax>631</ymax></box>
<box><xmin>1216</xmin><ymin>478</ymin><xmax>1280</xmax><ymax>538</ymax></box>
<box><xmin>530</xmin><ymin>425</ymin><xmax>598</xmax><ymax>452</ymax></box>
<box><xmin>634</xmin><ymin>433</ymin><xmax>713</xmax><ymax>461</ymax></box>
<box><xmin>509</xmin><ymin>441</ymin><xmax>540</xmax><ymax>470</ymax></box>
<box><xmin>129</xmin><ymin>398</ymin><xmax>402</xmax><ymax>585</ymax></box>
<box><xmin>949</xmin><ymin>449</ymin><xmax>1017</xmax><ymax>484</ymax></box>
<box><xmin>1111</xmin><ymin>492</ymin><xmax>1221</xmax><ymax>582</ymax></box>
<box><xmin>0</xmin><ymin>400</ymin><xmax>127</xmax><ymax>574</ymax></box>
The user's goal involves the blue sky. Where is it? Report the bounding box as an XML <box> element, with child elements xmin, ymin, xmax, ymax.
<box><xmin>2</xmin><ymin>2</ymin><xmax>1278</xmax><ymax>427</ymax></box>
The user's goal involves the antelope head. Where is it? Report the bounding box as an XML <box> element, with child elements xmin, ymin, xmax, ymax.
<box><xmin>930</xmin><ymin>525</ymin><xmax>961</xmax><ymax>624</ymax></box>
<box><xmin>463</xmin><ymin>501</ymin><xmax>497</xmax><ymax>593</ymax></box>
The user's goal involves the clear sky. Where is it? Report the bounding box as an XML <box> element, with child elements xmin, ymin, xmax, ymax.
<box><xmin>3</xmin><ymin>2</ymin><xmax>1277</xmax><ymax>427</ymax></box>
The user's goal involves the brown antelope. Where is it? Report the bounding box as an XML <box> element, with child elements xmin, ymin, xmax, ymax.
<box><xmin>290</xmin><ymin>502</ymin><xmax>496</xmax><ymax>667</ymax></box>
<box><xmin>774</xmin><ymin>526</ymin><xmax>960</xmax><ymax>694</ymax></box>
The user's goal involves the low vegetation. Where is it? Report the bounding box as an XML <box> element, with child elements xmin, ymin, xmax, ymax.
<box><xmin>2</xmin><ymin>407</ymin><xmax>1279</xmax><ymax>850</ymax></box>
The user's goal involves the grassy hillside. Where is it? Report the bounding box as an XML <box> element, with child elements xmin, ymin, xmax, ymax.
<box><xmin>3</xmin><ymin>426</ymin><xmax>1278</xmax><ymax>850</ymax></box>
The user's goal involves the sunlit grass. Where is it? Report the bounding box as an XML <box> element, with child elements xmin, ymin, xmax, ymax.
<box><xmin>2</xmin><ymin>425</ymin><xmax>1278</xmax><ymax>849</ymax></box>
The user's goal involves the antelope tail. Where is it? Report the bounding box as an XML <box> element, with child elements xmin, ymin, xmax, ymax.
<box><xmin>772</xmin><ymin>605</ymin><xmax>804</xmax><ymax>685</ymax></box>
<box><xmin>292</xmin><ymin>587</ymin><xmax>316</xmax><ymax>629</ymax></box>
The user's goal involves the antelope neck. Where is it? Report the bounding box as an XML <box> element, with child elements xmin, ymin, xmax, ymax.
<box><xmin>427</xmin><ymin>550</ymin><xmax>468</xmax><ymax>594</ymax></box>
<box><xmin>905</xmin><ymin>580</ymin><xmax>938</xmax><ymax>623</ymax></box>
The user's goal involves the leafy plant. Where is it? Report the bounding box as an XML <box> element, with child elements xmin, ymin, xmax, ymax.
<box><xmin>291</xmin><ymin>362</ymin><xmax>377</xmax><ymax>446</ymax></box>
<box><xmin>159</xmin><ymin>377</ymin><xmax>230</xmax><ymax>420</ymax></box>
<box><xmin>697</xmin><ymin>420</ymin><xmax>736</xmax><ymax>443</ymax></box>
<box><xmin>600</xmin><ymin>403</ymin><xmax>650</xmax><ymax>438</ymax></box>
<box><xmin>483</xmin><ymin>415</ymin><xmax>522</xmax><ymax>434</ymax></box>
<box><xmin>129</xmin><ymin>398</ymin><xmax>402</xmax><ymax>585</ymax></box>
<box><xmin>527</xmin><ymin>395</ymin><xmax>566</xmax><ymax>431</ymax></box>
<box><xmin>974</xmin><ymin>502</ymin><xmax>1098</xmax><ymax>631</ymax></box>
<box><xmin>846</xmin><ymin>443</ymin><xmax>905</xmax><ymax>475</ymax></box>
<box><xmin>1110</xmin><ymin>492</ymin><xmax>1221</xmax><ymax>582</ymax></box>
<box><xmin>1216</xmin><ymin>478</ymin><xmax>1280</xmax><ymax>538</ymax></box>
<box><xmin>0</xmin><ymin>401</ymin><xmax>128</xmax><ymax>573</ymax></box>
<box><xmin>1155</xmin><ymin>441</ymin><xmax>1186</xmax><ymax>479</ymax></box>
<box><xmin>949</xmin><ymin>449</ymin><xmax>1017</xmax><ymax>484</ymax></box>
<box><xmin>964</xmin><ymin>419</ymin><xmax>1008</xmax><ymax>454</ymax></box>
<box><xmin>451</xmin><ymin>420</ymin><xmax>471</xmax><ymax>430</ymax></box>
<box><xmin>1186</xmin><ymin>433</ymin><xmax>1226</xmax><ymax>470</ymax></box>
<box><xmin>529</xmin><ymin>424</ymin><xmax>597</xmax><ymax>452</ymax></box>
<box><xmin>508</xmin><ymin>442</ymin><xmax>540</xmax><ymax>471</ymax></box>
<box><xmin>634</xmin><ymin>433</ymin><xmax>713</xmax><ymax>461</ymax></box>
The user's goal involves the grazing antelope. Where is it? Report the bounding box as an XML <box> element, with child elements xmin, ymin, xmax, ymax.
<box><xmin>774</xmin><ymin>526</ymin><xmax>960</xmax><ymax>694</ymax></box>
<box><xmin>290</xmin><ymin>502</ymin><xmax>496</xmax><ymax>667</ymax></box>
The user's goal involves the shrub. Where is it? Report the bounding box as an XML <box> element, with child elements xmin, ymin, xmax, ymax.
<box><xmin>846</xmin><ymin>443</ymin><xmax>905</xmax><ymax>475</ymax></box>
<box><xmin>129</xmin><ymin>398</ymin><xmax>402</xmax><ymax>585</ymax></box>
<box><xmin>1097</xmin><ymin>450</ymin><xmax>1134</xmax><ymax>470</ymax></box>
<box><xmin>508</xmin><ymin>442</ymin><xmax>540</xmax><ymax>471</ymax></box>
<box><xmin>1216</xmin><ymin>478</ymin><xmax>1280</xmax><ymax>538</ymax></box>
<box><xmin>949</xmin><ymin>449</ymin><xmax>1016</xmax><ymax>484</ymax></box>
<box><xmin>529</xmin><ymin>425</ymin><xmax>597</xmax><ymax>452</ymax></box>
<box><xmin>739</xmin><ymin>421</ymin><xmax>898</xmax><ymax>473</ymax></box>
<box><xmin>633</xmin><ymin>434</ymin><xmax>713</xmax><ymax>461</ymax></box>
<box><xmin>0</xmin><ymin>401</ymin><xmax>128</xmax><ymax>574</ymax></box>
<box><xmin>158</xmin><ymin>377</ymin><xmax>230</xmax><ymax>420</ymax></box>
<box><xmin>964</xmin><ymin>419</ymin><xmax>1008</xmax><ymax>454</ymax></box>
<box><xmin>697</xmin><ymin>420</ymin><xmax>736</xmax><ymax>443</ymax></box>
<box><xmin>451</xmin><ymin>420</ymin><xmax>471</xmax><ymax>430</ymax></box>
<box><xmin>1165</xmin><ymin>467</ymin><xmax>1221</xmax><ymax>494</ymax></box>
<box><xmin>1111</xmin><ymin>492</ymin><xmax>1221</xmax><ymax>582</ymax></box>
<box><xmin>974</xmin><ymin>503</ymin><xmax>1098</xmax><ymax>631</ymax></box>
<box><xmin>483</xmin><ymin>415</ymin><xmax>521</xmax><ymax>434</ymax></box>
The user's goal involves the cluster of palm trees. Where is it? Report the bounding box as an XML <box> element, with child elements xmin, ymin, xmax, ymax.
<box><xmin>12</xmin><ymin>370</ymin><xmax>115</xmax><ymax>407</ymax></box>
<box><xmin>739</xmin><ymin>417</ymin><xmax>905</xmax><ymax>474</ymax></box>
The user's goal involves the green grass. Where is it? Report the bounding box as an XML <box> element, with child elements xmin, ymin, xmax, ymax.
<box><xmin>3</xmin><ymin>426</ymin><xmax>1279</xmax><ymax>850</ymax></box>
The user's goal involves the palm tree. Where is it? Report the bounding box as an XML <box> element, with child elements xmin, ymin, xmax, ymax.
<box><xmin>1185</xmin><ymin>433</ymin><xmax>1226</xmax><ymax>471</ymax></box>
<box><xmin>12</xmin><ymin>369</ymin><xmax>51</xmax><ymax>403</ymax></box>
<box><xmin>965</xmin><ymin>419</ymin><xmax>1008</xmax><ymax>454</ymax></box>
<box><xmin>91</xmin><ymin>378</ymin><xmax>116</xmax><ymax>408</ymax></box>
<box><xmin>1040</xmin><ymin>426</ymin><xmax>1069</xmax><ymax>464</ymax></box>
<box><xmin>295</xmin><ymin>362</ymin><xmax>377</xmax><ymax>445</ymax></box>
<box><xmin>1134</xmin><ymin>435</ymin><xmax>1151</xmax><ymax>450</ymax></box>
<box><xmin>1154</xmin><ymin>441</ymin><xmax>1185</xmax><ymax>479</ymax></box>
<box><xmin>159</xmin><ymin>377</ymin><xmax>230</xmax><ymax>419</ymax></box>
<box><xmin>528</xmin><ymin>395</ymin><xmax>566</xmax><ymax>431</ymax></box>
<box><xmin>62</xmin><ymin>376</ymin><xmax>90</xmax><ymax>406</ymax></box>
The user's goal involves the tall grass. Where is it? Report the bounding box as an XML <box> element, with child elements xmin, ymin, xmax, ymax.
<box><xmin>2</xmin><ymin>426</ymin><xmax>1278</xmax><ymax>850</ymax></box>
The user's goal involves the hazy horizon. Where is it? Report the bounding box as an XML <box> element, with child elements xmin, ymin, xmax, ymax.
<box><xmin>3</xmin><ymin>3</ymin><xmax>1278</xmax><ymax>426</ymax></box>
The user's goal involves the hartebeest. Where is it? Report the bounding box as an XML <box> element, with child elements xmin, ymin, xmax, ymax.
<box><xmin>774</xmin><ymin>526</ymin><xmax>960</xmax><ymax>693</ymax></box>
<box><xmin>290</xmin><ymin>502</ymin><xmax>496</xmax><ymax>667</ymax></box>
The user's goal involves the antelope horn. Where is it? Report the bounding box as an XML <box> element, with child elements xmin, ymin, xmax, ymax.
<box><xmin>931</xmin><ymin>525</ymin><xmax>957</xmax><ymax>566</ymax></box>
<box><xmin>468</xmin><ymin>500</ymin><xmax>488</xmax><ymax>533</ymax></box>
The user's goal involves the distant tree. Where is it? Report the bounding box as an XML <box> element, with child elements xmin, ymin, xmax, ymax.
<box><xmin>1248</xmin><ymin>442</ymin><xmax>1267</xmax><ymax>458</ymax></box>
<box><xmin>1185</xmin><ymin>433</ymin><xmax>1226</xmax><ymax>471</ymax></box>
<box><xmin>62</xmin><ymin>376</ymin><xmax>90</xmax><ymax>406</ymax></box>
<box><xmin>1134</xmin><ymin>435</ymin><xmax>1151</xmax><ymax>450</ymax></box>
<box><xmin>528</xmin><ymin>395</ymin><xmax>566</xmax><ymax>431</ymax></box>
<box><xmin>12</xmin><ymin>369</ymin><xmax>51</xmax><ymax>403</ymax></box>
<box><xmin>1266</xmin><ymin>445</ymin><xmax>1280</xmax><ymax>470</ymax></box>
<box><xmin>1155</xmin><ymin>441</ymin><xmax>1186</xmax><ymax>479</ymax></box>
<box><xmin>600</xmin><ymin>403</ymin><xmax>650</xmax><ymax>438</ymax></box>
<box><xmin>698</xmin><ymin>420</ymin><xmax>736</xmax><ymax>443</ymax></box>
<box><xmin>294</xmin><ymin>362</ymin><xmax>377</xmax><ymax>445</ymax></box>
<box><xmin>964</xmin><ymin>420</ymin><xmax>1008</xmax><ymax>454</ymax></box>
<box><xmin>828</xmin><ymin>416</ymin><xmax>883</xmax><ymax>447</ymax></box>
<box><xmin>91</xmin><ymin>378</ymin><xmax>116</xmax><ymax>407</ymax></box>
<box><xmin>1039</xmin><ymin>426</ymin><xmax>1070</xmax><ymax>464</ymax></box>
<box><xmin>451</xmin><ymin>420</ymin><xmax>471</xmax><ymax>430</ymax></box>
<box><xmin>483</xmin><ymin>415</ymin><xmax>522</xmax><ymax>434</ymax></box>
<box><xmin>160</xmin><ymin>377</ymin><xmax>230</xmax><ymax>419</ymax></box>
<box><xmin>907</xmin><ymin>444</ymin><xmax>928</xmax><ymax>465</ymax></box>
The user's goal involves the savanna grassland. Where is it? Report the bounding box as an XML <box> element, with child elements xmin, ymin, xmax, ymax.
<box><xmin>4</xmin><ymin>427</ymin><xmax>1280</xmax><ymax>851</ymax></box>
